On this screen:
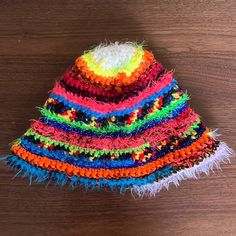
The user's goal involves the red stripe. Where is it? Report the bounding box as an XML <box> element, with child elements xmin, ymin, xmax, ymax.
<box><xmin>31</xmin><ymin>107</ymin><xmax>199</xmax><ymax>150</ymax></box>
<box><xmin>52</xmin><ymin>72</ymin><xmax>174</xmax><ymax>114</ymax></box>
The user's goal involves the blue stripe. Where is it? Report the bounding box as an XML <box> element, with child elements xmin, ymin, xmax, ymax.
<box><xmin>40</xmin><ymin>103</ymin><xmax>188</xmax><ymax>138</ymax></box>
<box><xmin>5</xmin><ymin>155</ymin><xmax>173</xmax><ymax>191</ymax></box>
<box><xmin>22</xmin><ymin>124</ymin><xmax>206</xmax><ymax>169</ymax></box>
<box><xmin>50</xmin><ymin>79</ymin><xmax>178</xmax><ymax>118</ymax></box>
<box><xmin>20</xmin><ymin>137</ymin><xmax>136</xmax><ymax>169</ymax></box>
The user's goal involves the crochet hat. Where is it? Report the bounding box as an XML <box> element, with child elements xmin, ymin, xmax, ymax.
<box><xmin>2</xmin><ymin>42</ymin><xmax>234</xmax><ymax>197</ymax></box>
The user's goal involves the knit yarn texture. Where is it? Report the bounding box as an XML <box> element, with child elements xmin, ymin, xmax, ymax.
<box><xmin>2</xmin><ymin>42</ymin><xmax>234</xmax><ymax>197</ymax></box>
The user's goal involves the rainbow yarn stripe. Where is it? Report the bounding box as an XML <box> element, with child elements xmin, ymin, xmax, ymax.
<box><xmin>2</xmin><ymin>42</ymin><xmax>234</xmax><ymax>197</ymax></box>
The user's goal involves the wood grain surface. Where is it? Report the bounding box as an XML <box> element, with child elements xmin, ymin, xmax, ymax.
<box><xmin>0</xmin><ymin>1</ymin><xmax>235</xmax><ymax>236</ymax></box>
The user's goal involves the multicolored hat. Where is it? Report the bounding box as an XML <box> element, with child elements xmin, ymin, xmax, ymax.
<box><xmin>1</xmin><ymin>42</ymin><xmax>234</xmax><ymax>197</ymax></box>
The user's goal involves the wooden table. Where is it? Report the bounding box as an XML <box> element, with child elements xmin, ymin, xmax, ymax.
<box><xmin>0</xmin><ymin>1</ymin><xmax>235</xmax><ymax>236</ymax></box>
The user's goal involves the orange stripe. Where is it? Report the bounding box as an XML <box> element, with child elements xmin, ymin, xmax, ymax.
<box><xmin>75</xmin><ymin>50</ymin><xmax>155</xmax><ymax>86</ymax></box>
<box><xmin>12</xmin><ymin>130</ymin><xmax>212</xmax><ymax>179</ymax></box>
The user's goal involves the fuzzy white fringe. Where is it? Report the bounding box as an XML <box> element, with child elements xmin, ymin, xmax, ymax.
<box><xmin>89</xmin><ymin>42</ymin><xmax>140</xmax><ymax>70</ymax></box>
<box><xmin>131</xmin><ymin>141</ymin><xmax>234</xmax><ymax>198</ymax></box>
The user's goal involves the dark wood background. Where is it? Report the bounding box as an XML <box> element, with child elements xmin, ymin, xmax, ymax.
<box><xmin>0</xmin><ymin>1</ymin><xmax>235</xmax><ymax>236</ymax></box>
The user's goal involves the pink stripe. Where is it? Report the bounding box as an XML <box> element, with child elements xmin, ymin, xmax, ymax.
<box><xmin>30</xmin><ymin>108</ymin><xmax>199</xmax><ymax>151</ymax></box>
<box><xmin>52</xmin><ymin>72</ymin><xmax>173</xmax><ymax>114</ymax></box>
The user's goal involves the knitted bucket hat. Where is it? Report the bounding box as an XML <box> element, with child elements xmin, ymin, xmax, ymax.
<box><xmin>1</xmin><ymin>42</ymin><xmax>234</xmax><ymax>197</ymax></box>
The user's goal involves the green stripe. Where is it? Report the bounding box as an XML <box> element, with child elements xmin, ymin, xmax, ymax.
<box><xmin>24</xmin><ymin>129</ymin><xmax>150</xmax><ymax>157</ymax></box>
<box><xmin>182</xmin><ymin>118</ymin><xmax>201</xmax><ymax>137</ymax></box>
<box><xmin>24</xmin><ymin>117</ymin><xmax>200</xmax><ymax>158</ymax></box>
<box><xmin>40</xmin><ymin>93</ymin><xmax>189</xmax><ymax>134</ymax></box>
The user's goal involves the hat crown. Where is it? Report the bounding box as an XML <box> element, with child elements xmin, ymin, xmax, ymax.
<box><xmin>89</xmin><ymin>42</ymin><xmax>138</xmax><ymax>71</ymax></box>
<box><xmin>75</xmin><ymin>42</ymin><xmax>154</xmax><ymax>87</ymax></box>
